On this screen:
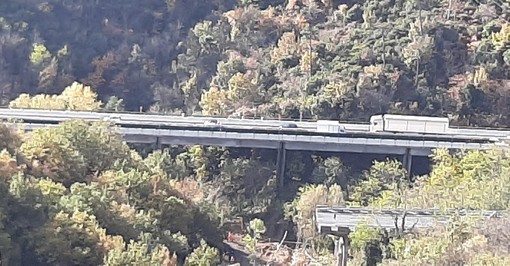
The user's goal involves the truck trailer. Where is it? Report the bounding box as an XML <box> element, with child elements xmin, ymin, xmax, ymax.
<box><xmin>369</xmin><ymin>114</ymin><xmax>450</xmax><ymax>134</ymax></box>
<box><xmin>316</xmin><ymin>120</ymin><xmax>346</xmax><ymax>134</ymax></box>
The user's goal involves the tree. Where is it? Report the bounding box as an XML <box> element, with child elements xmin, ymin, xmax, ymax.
<box><xmin>104</xmin><ymin>96</ymin><xmax>125</xmax><ymax>112</ymax></box>
<box><xmin>29</xmin><ymin>44</ymin><xmax>51</xmax><ymax>66</ymax></box>
<box><xmin>350</xmin><ymin>159</ymin><xmax>408</xmax><ymax>207</ymax></box>
<box><xmin>20</xmin><ymin>120</ymin><xmax>133</xmax><ymax>186</ymax></box>
<box><xmin>184</xmin><ymin>239</ymin><xmax>220</xmax><ymax>266</ymax></box>
<box><xmin>104</xmin><ymin>234</ymin><xmax>178</xmax><ymax>266</ymax></box>
<box><xmin>199</xmin><ymin>86</ymin><xmax>229</xmax><ymax>116</ymax></box>
<box><xmin>9</xmin><ymin>82</ymin><xmax>102</xmax><ymax>111</ymax></box>
<box><xmin>0</xmin><ymin>123</ymin><xmax>22</xmax><ymax>155</ymax></box>
<box><xmin>242</xmin><ymin>218</ymin><xmax>267</xmax><ymax>263</ymax></box>
<box><xmin>348</xmin><ymin>224</ymin><xmax>384</xmax><ymax>265</ymax></box>
<box><xmin>310</xmin><ymin>156</ymin><xmax>350</xmax><ymax>188</ymax></box>
<box><xmin>0</xmin><ymin>150</ymin><xmax>20</xmax><ymax>183</ymax></box>
<box><xmin>30</xmin><ymin>211</ymin><xmax>106</xmax><ymax>266</ymax></box>
<box><xmin>284</xmin><ymin>184</ymin><xmax>344</xmax><ymax>240</ymax></box>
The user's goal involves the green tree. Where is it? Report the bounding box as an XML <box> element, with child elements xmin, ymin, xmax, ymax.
<box><xmin>184</xmin><ymin>239</ymin><xmax>220</xmax><ymax>266</ymax></box>
<box><xmin>29</xmin><ymin>43</ymin><xmax>51</xmax><ymax>66</ymax></box>
<box><xmin>20</xmin><ymin>120</ymin><xmax>134</xmax><ymax>186</ymax></box>
<box><xmin>104</xmin><ymin>96</ymin><xmax>125</xmax><ymax>112</ymax></box>
<box><xmin>350</xmin><ymin>159</ymin><xmax>408</xmax><ymax>207</ymax></box>
<box><xmin>284</xmin><ymin>184</ymin><xmax>344</xmax><ymax>240</ymax></box>
<box><xmin>104</xmin><ymin>233</ymin><xmax>178</xmax><ymax>266</ymax></box>
<box><xmin>30</xmin><ymin>211</ymin><xmax>106</xmax><ymax>266</ymax></box>
<box><xmin>242</xmin><ymin>218</ymin><xmax>267</xmax><ymax>264</ymax></box>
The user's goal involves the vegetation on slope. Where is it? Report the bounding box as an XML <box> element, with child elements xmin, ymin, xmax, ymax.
<box><xmin>0</xmin><ymin>86</ymin><xmax>509</xmax><ymax>264</ymax></box>
<box><xmin>1</xmin><ymin>0</ymin><xmax>510</xmax><ymax>264</ymax></box>
<box><xmin>0</xmin><ymin>0</ymin><xmax>509</xmax><ymax>126</ymax></box>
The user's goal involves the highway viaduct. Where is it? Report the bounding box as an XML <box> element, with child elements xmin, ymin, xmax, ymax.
<box><xmin>0</xmin><ymin>108</ymin><xmax>507</xmax><ymax>187</ymax></box>
<box><xmin>17</xmin><ymin>123</ymin><xmax>507</xmax><ymax>187</ymax></box>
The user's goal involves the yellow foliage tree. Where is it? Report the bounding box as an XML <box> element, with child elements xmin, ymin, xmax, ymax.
<box><xmin>284</xmin><ymin>184</ymin><xmax>344</xmax><ymax>240</ymax></box>
<box><xmin>226</xmin><ymin>72</ymin><xmax>258</xmax><ymax>102</ymax></box>
<box><xmin>9</xmin><ymin>82</ymin><xmax>102</xmax><ymax>111</ymax></box>
<box><xmin>60</xmin><ymin>82</ymin><xmax>102</xmax><ymax>110</ymax></box>
<box><xmin>29</xmin><ymin>43</ymin><xmax>51</xmax><ymax>66</ymax></box>
<box><xmin>473</xmin><ymin>66</ymin><xmax>489</xmax><ymax>86</ymax></box>
<box><xmin>20</xmin><ymin>120</ymin><xmax>132</xmax><ymax>187</ymax></box>
<box><xmin>199</xmin><ymin>86</ymin><xmax>228</xmax><ymax>116</ymax></box>
<box><xmin>104</xmin><ymin>235</ymin><xmax>178</xmax><ymax>266</ymax></box>
<box><xmin>491</xmin><ymin>23</ymin><xmax>510</xmax><ymax>50</ymax></box>
<box><xmin>200</xmin><ymin>72</ymin><xmax>262</xmax><ymax>116</ymax></box>
<box><xmin>321</xmin><ymin>80</ymin><xmax>354</xmax><ymax>107</ymax></box>
<box><xmin>299</xmin><ymin>50</ymin><xmax>318</xmax><ymax>73</ymax></box>
<box><xmin>270</xmin><ymin>31</ymin><xmax>301</xmax><ymax>64</ymax></box>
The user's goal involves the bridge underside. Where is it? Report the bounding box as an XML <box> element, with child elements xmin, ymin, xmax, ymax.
<box><xmin>125</xmin><ymin>133</ymin><xmax>491</xmax><ymax>182</ymax></box>
<box><xmin>125</xmin><ymin>134</ymin><xmax>432</xmax><ymax>156</ymax></box>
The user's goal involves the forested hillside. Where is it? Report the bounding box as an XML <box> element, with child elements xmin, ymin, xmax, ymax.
<box><xmin>0</xmin><ymin>113</ymin><xmax>510</xmax><ymax>265</ymax></box>
<box><xmin>0</xmin><ymin>0</ymin><xmax>510</xmax><ymax>125</ymax></box>
<box><xmin>1</xmin><ymin>0</ymin><xmax>510</xmax><ymax>265</ymax></box>
<box><xmin>0</xmin><ymin>84</ymin><xmax>508</xmax><ymax>265</ymax></box>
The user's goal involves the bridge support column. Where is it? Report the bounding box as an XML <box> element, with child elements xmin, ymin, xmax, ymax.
<box><xmin>154</xmin><ymin>136</ymin><xmax>162</xmax><ymax>150</ymax></box>
<box><xmin>335</xmin><ymin>235</ymin><xmax>349</xmax><ymax>266</ymax></box>
<box><xmin>276</xmin><ymin>142</ymin><xmax>286</xmax><ymax>189</ymax></box>
<box><xmin>403</xmin><ymin>148</ymin><xmax>412</xmax><ymax>180</ymax></box>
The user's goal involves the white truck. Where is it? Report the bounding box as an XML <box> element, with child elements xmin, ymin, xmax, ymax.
<box><xmin>316</xmin><ymin>120</ymin><xmax>346</xmax><ymax>134</ymax></box>
<box><xmin>369</xmin><ymin>114</ymin><xmax>450</xmax><ymax>134</ymax></box>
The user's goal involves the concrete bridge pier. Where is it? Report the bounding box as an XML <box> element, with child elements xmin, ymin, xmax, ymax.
<box><xmin>403</xmin><ymin>148</ymin><xmax>413</xmax><ymax>180</ymax></box>
<box><xmin>153</xmin><ymin>136</ymin><xmax>162</xmax><ymax>150</ymax></box>
<box><xmin>276</xmin><ymin>142</ymin><xmax>287</xmax><ymax>189</ymax></box>
<box><xmin>321</xmin><ymin>227</ymin><xmax>351</xmax><ymax>266</ymax></box>
<box><xmin>335</xmin><ymin>234</ymin><xmax>349</xmax><ymax>266</ymax></box>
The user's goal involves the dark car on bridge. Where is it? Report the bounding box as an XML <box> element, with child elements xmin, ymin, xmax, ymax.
<box><xmin>279</xmin><ymin>122</ymin><xmax>298</xmax><ymax>129</ymax></box>
<box><xmin>203</xmin><ymin>119</ymin><xmax>223</xmax><ymax>130</ymax></box>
